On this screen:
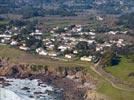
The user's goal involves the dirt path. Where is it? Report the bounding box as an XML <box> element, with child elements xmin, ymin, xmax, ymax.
<box><xmin>90</xmin><ymin>64</ymin><xmax>134</xmax><ymax>92</ymax></box>
<box><xmin>49</xmin><ymin>57</ymin><xmax>134</xmax><ymax>92</ymax></box>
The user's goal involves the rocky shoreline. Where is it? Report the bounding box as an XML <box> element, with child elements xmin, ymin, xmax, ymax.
<box><xmin>0</xmin><ymin>73</ymin><xmax>96</xmax><ymax>100</ymax></box>
<box><xmin>32</xmin><ymin>73</ymin><xmax>93</xmax><ymax>100</ymax></box>
<box><xmin>0</xmin><ymin>70</ymin><xmax>96</xmax><ymax>100</ymax></box>
<box><xmin>0</xmin><ymin>57</ymin><xmax>97</xmax><ymax>100</ymax></box>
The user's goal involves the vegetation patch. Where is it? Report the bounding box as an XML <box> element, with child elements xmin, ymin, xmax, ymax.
<box><xmin>105</xmin><ymin>56</ymin><xmax>134</xmax><ymax>84</ymax></box>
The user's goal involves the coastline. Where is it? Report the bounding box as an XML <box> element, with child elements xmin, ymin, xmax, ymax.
<box><xmin>0</xmin><ymin>69</ymin><xmax>94</xmax><ymax>100</ymax></box>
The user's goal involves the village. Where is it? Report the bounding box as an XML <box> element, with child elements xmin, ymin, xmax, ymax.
<box><xmin>0</xmin><ymin>24</ymin><xmax>130</xmax><ymax>63</ymax></box>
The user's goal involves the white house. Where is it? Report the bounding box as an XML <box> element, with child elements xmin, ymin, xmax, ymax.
<box><xmin>0</xmin><ymin>38</ymin><xmax>10</xmax><ymax>44</ymax></box>
<box><xmin>36</xmin><ymin>48</ymin><xmax>48</xmax><ymax>56</ymax></box>
<box><xmin>30</xmin><ymin>32</ymin><xmax>43</xmax><ymax>36</ymax></box>
<box><xmin>48</xmin><ymin>52</ymin><xmax>59</xmax><ymax>57</ymax></box>
<box><xmin>0</xmin><ymin>34</ymin><xmax>12</xmax><ymax>38</ymax></box>
<box><xmin>10</xmin><ymin>40</ymin><xmax>18</xmax><ymax>46</ymax></box>
<box><xmin>19</xmin><ymin>46</ymin><xmax>30</xmax><ymax>51</ymax></box>
<box><xmin>72</xmin><ymin>25</ymin><xmax>82</xmax><ymax>32</ymax></box>
<box><xmin>30</xmin><ymin>31</ymin><xmax>43</xmax><ymax>40</ymax></box>
<box><xmin>96</xmin><ymin>16</ymin><xmax>103</xmax><ymax>21</ymax></box>
<box><xmin>96</xmin><ymin>46</ymin><xmax>103</xmax><ymax>51</ymax></box>
<box><xmin>107</xmin><ymin>31</ymin><xmax>118</xmax><ymax>35</ymax></box>
<box><xmin>89</xmin><ymin>32</ymin><xmax>96</xmax><ymax>36</ymax></box>
<box><xmin>64</xmin><ymin>27</ymin><xmax>68</xmax><ymax>31</ymax></box>
<box><xmin>58</xmin><ymin>45</ymin><xmax>71</xmax><ymax>52</ymax></box>
<box><xmin>88</xmin><ymin>40</ymin><xmax>94</xmax><ymax>44</ymax></box>
<box><xmin>80</xmin><ymin>56</ymin><xmax>92</xmax><ymax>62</ymax></box>
<box><xmin>39</xmin><ymin>51</ymin><xmax>47</xmax><ymax>56</ymax></box>
<box><xmin>65</xmin><ymin>54</ymin><xmax>74</xmax><ymax>59</ymax></box>
<box><xmin>104</xmin><ymin>43</ymin><xmax>112</xmax><ymax>47</ymax></box>
<box><xmin>46</xmin><ymin>44</ymin><xmax>54</xmax><ymax>50</ymax></box>
<box><xmin>116</xmin><ymin>39</ymin><xmax>125</xmax><ymax>47</ymax></box>
<box><xmin>118</xmin><ymin>39</ymin><xmax>124</xmax><ymax>44</ymax></box>
<box><xmin>73</xmin><ymin>50</ymin><xmax>78</xmax><ymax>54</ymax></box>
<box><xmin>53</xmin><ymin>27</ymin><xmax>59</xmax><ymax>31</ymax></box>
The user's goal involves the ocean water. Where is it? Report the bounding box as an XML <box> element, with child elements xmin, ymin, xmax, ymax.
<box><xmin>0</xmin><ymin>77</ymin><xmax>62</xmax><ymax>100</ymax></box>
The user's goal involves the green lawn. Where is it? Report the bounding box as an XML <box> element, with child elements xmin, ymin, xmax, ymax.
<box><xmin>0</xmin><ymin>44</ymin><xmax>89</xmax><ymax>69</ymax></box>
<box><xmin>0</xmin><ymin>45</ymin><xmax>26</xmax><ymax>59</ymax></box>
<box><xmin>84</xmin><ymin>63</ymin><xmax>134</xmax><ymax>100</ymax></box>
<box><xmin>0</xmin><ymin>20</ymin><xmax>9</xmax><ymax>25</ymax></box>
<box><xmin>105</xmin><ymin>56</ymin><xmax>134</xmax><ymax>84</ymax></box>
<box><xmin>97</xmin><ymin>80</ymin><xmax>134</xmax><ymax>100</ymax></box>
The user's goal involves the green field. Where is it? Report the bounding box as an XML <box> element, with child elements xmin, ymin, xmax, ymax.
<box><xmin>105</xmin><ymin>56</ymin><xmax>134</xmax><ymax>84</ymax></box>
<box><xmin>0</xmin><ymin>45</ymin><xmax>26</xmax><ymax>59</ymax></box>
<box><xmin>0</xmin><ymin>44</ymin><xmax>134</xmax><ymax>100</ymax></box>
<box><xmin>0</xmin><ymin>45</ymin><xmax>90</xmax><ymax>69</ymax></box>
<box><xmin>97</xmin><ymin>80</ymin><xmax>134</xmax><ymax>100</ymax></box>
<box><xmin>0</xmin><ymin>20</ymin><xmax>9</xmax><ymax>25</ymax></box>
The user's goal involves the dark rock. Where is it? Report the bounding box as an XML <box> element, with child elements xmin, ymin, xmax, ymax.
<box><xmin>21</xmin><ymin>87</ymin><xmax>30</xmax><ymax>90</ymax></box>
<box><xmin>4</xmin><ymin>82</ymin><xmax>11</xmax><ymax>86</ymax></box>
<box><xmin>29</xmin><ymin>95</ymin><xmax>34</xmax><ymax>98</ymax></box>
<box><xmin>34</xmin><ymin>92</ymin><xmax>43</xmax><ymax>95</ymax></box>
<box><xmin>0</xmin><ymin>78</ymin><xmax>5</xmax><ymax>81</ymax></box>
<box><xmin>128</xmin><ymin>72</ymin><xmax>134</xmax><ymax>77</ymax></box>
<box><xmin>7</xmin><ymin>65</ymin><xmax>20</xmax><ymax>77</ymax></box>
<box><xmin>27</xmin><ymin>90</ymin><xmax>31</xmax><ymax>92</ymax></box>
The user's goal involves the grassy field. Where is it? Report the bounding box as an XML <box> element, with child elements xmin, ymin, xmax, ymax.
<box><xmin>0</xmin><ymin>20</ymin><xmax>9</xmax><ymax>25</ymax></box>
<box><xmin>0</xmin><ymin>44</ymin><xmax>26</xmax><ymax>59</ymax></box>
<box><xmin>0</xmin><ymin>44</ymin><xmax>134</xmax><ymax>100</ymax></box>
<box><xmin>105</xmin><ymin>56</ymin><xmax>134</xmax><ymax>84</ymax></box>
<box><xmin>0</xmin><ymin>44</ymin><xmax>89</xmax><ymax>69</ymax></box>
<box><xmin>97</xmin><ymin>80</ymin><xmax>134</xmax><ymax>100</ymax></box>
<box><xmin>37</xmin><ymin>17</ymin><xmax>90</xmax><ymax>32</ymax></box>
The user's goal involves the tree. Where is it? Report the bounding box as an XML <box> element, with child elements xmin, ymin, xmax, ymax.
<box><xmin>76</xmin><ymin>41</ymin><xmax>96</xmax><ymax>57</ymax></box>
<box><xmin>53</xmin><ymin>39</ymin><xmax>60</xmax><ymax>52</ymax></box>
<box><xmin>117</xmin><ymin>12</ymin><xmax>134</xmax><ymax>29</ymax></box>
<box><xmin>101</xmin><ymin>49</ymin><xmax>113</xmax><ymax>67</ymax></box>
<box><xmin>101</xmin><ymin>48</ymin><xmax>120</xmax><ymax>67</ymax></box>
<box><xmin>95</xmin><ymin>36</ymin><xmax>105</xmax><ymax>44</ymax></box>
<box><xmin>76</xmin><ymin>41</ymin><xmax>89</xmax><ymax>50</ymax></box>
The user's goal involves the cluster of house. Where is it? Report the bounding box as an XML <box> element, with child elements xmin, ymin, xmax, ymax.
<box><xmin>0</xmin><ymin>24</ymin><xmax>128</xmax><ymax>62</ymax></box>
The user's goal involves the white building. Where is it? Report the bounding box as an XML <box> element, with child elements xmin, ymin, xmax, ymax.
<box><xmin>88</xmin><ymin>40</ymin><xmax>94</xmax><ymax>44</ymax></box>
<box><xmin>46</xmin><ymin>44</ymin><xmax>54</xmax><ymax>50</ymax></box>
<box><xmin>0</xmin><ymin>34</ymin><xmax>12</xmax><ymax>38</ymax></box>
<box><xmin>96</xmin><ymin>47</ymin><xmax>103</xmax><ymax>51</ymax></box>
<box><xmin>48</xmin><ymin>52</ymin><xmax>59</xmax><ymax>57</ymax></box>
<box><xmin>96</xmin><ymin>16</ymin><xmax>103</xmax><ymax>21</ymax></box>
<box><xmin>19</xmin><ymin>46</ymin><xmax>30</xmax><ymax>51</ymax></box>
<box><xmin>73</xmin><ymin>50</ymin><xmax>78</xmax><ymax>54</ymax></box>
<box><xmin>89</xmin><ymin>32</ymin><xmax>96</xmax><ymax>36</ymax></box>
<box><xmin>10</xmin><ymin>40</ymin><xmax>18</xmax><ymax>46</ymax></box>
<box><xmin>58</xmin><ymin>45</ymin><xmax>70</xmax><ymax>52</ymax></box>
<box><xmin>65</xmin><ymin>54</ymin><xmax>74</xmax><ymax>59</ymax></box>
<box><xmin>80</xmin><ymin>56</ymin><xmax>92</xmax><ymax>62</ymax></box>
<box><xmin>107</xmin><ymin>31</ymin><xmax>118</xmax><ymax>35</ymax></box>
<box><xmin>36</xmin><ymin>48</ymin><xmax>48</xmax><ymax>56</ymax></box>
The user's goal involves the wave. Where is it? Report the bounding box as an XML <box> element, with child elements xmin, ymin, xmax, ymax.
<box><xmin>0</xmin><ymin>88</ymin><xmax>34</xmax><ymax>100</ymax></box>
<box><xmin>0</xmin><ymin>77</ymin><xmax>62</xmax><ymax>100</ymax></box>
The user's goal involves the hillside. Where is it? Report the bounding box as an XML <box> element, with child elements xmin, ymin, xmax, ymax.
<box><xmin>0</xmin><ymin>0</ymin><xmax>134</xmax><ymax>18</ymax></box>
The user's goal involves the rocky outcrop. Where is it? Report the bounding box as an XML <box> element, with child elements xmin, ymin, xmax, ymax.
<box><xmin>85</xmin><ymin>91</ymin><xmax>108</xmax><ymax>100</ymax></box>
<box><xmin>128</xmin><ymin>72</ymin><xmax>134</xmax><ymax>77</ymax></box>
<box><xmin>56</xmin><ymin>66</ymin><xmax>84</xmax><ymax>77</ymax></box>
<box><xmin>0</xmin><ymin>57</ymin><xmax>97</xmax><ymax>100</ymax></box>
